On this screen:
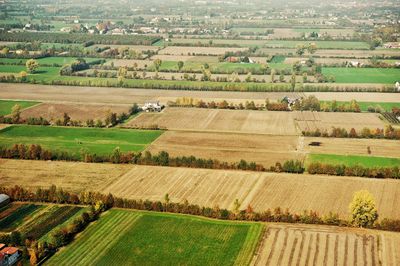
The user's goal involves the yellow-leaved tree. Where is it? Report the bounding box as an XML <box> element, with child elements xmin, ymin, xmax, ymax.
<box><xmin>349</xmin><ymin>190</ymin><xmax>378</xmax><ymax>227</ymax></box>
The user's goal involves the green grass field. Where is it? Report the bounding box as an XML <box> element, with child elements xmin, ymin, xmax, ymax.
<box><xmin>0</xmin><ymin>99</ymin><xmax>40</xmax><ymax>116</ymax></box>
<box><xmin>307</xmin><ymin>154</ymin><xmax>400</xmax><ymax>168</ymax></box>
<box><xmin>322</xmin><ymin>68</ymin><xmax>400</xmax><ymax>84</ymax></box>
<box><xmin>0</xmin><ymin>57</ymin><xmax>102</xmax><ymax>66</ymax></box>
<box><xmin>320</xmin><ymin>101</ymin><xmax>400</xmax><ymax>112</ymax></box>
<box><xmin>0</xmin><ymin>125</ymin><xmax>163</xmax><ymax>156</ymax></box>
<box><xmin>46</xmin><ymin>209</ymin><xmax>263</xmax><ymax>266</ymax></box>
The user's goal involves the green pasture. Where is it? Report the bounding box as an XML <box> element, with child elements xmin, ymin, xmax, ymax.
<box><xmin>0</xmin><ymin>99</ymin><xmax>40</xmax><ymax>116</ymax></box>
<box><xmin>0</xmin><ymin>125</ymin><xmax>163</xmax><ymax>156</ymax></box>
<box><xmin>307</xmin><ymin>154</ymin><xmax>400</xmax><ymax>169</ymax></box>
<box><xmin>322</xmin><ymin>67</ymin><xmax>400</xmax><ymax>84</ymax></box>
<box><xmin>46</xmin><ymin>209</ymin><xmax>263</xmax><ymax>266</ymax></box>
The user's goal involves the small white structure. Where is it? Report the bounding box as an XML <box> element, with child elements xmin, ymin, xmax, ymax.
<box><xmin>0</xmin><ymin>194</ymin><xmax>10</xmax><ymax>208</ymax></box>
<box><xmin>395</xmin><ymin>81</ymin><xmax>400</xmax><ymax>92</ymax></box>
<box><xmin>142</xmin><ymin>101</ymin><xmax>164</xmax><ymax>112</ymax></box>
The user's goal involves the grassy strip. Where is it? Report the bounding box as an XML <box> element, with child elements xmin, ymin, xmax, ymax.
<box><xmin>0</xmin><ymin>125</ymin><xmax>163</xmax><ymax>156</ymax></box>
<box><xmin>320</xmin><ymin>101</ymin><xmax>400</xmax><ymax>112</ymax></box>
<box><xmin>307</xmin><ymin>154</ymin><xmax>400</xmax><ymax>169</ymax></box>
<box><xmin>0</xmin><ymin>99</ymin><xmax>40</xmax><ymax>116</ymax></box>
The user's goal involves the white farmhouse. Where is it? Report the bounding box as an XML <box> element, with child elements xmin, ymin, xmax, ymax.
<box><xmin>142</xmin><ymin>101</ymin><xmax>164</xmax><ymax>112</ymax></box>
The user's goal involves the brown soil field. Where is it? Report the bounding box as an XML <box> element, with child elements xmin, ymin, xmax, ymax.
<box><xmin>294</xmin><ymin>111</ymin><xmax>385</xmax><ymax>132</ymax></box>
<box><xmin>304</xmin><ymin>92</ymin><xmax>400</xmax><ymax>102</ymax></box>
<box><xmin>146</xmin><ymin>131</ymin><xmax>304</xmax><ymax>167</ymax></box>
<box><xmin>304</xmin><ymin>137</ymin><xmax>400</xmax><ymax>158</ymax></box>
<box><xmin>19</xmin><ymin>102</ymin><xmax>131</xmax><ymax>122</ymax></box>
<box><xmin>125</xmin><ymin>107</ymin><xmax>299</xmax><ymax>135</ymax></box>
<box><xmin>0</xmin><ymin>159</ymin><xmax>132</xmax><ymax>193</ymax></box>
<box><xmin>253</xmin><ymin>223</ymin><xmax>400</xmax><ymax>266</ymax></box>
<box><xmin>159</xmin><ymin>46</ymin><xmax>248</xmax><ymax>55</ymax></box>
<box><xmin>1</xmin><ymin>160</ymin><xmax>399</xmax><ymax>220</ymax></box>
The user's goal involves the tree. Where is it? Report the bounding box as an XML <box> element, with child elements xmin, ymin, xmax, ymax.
<box><xmin>177</xmin><ymin>61</ymin><xmax>184</xmax><ymax>72</ymax></box>
<box><xmin>270</xmin><ymin>69</ymin><xmax>275</xmax><ymax>83</ymax></box>
<box><xmin>153</xmin><ymin>59</ymin><xmax>162</xmax><ymax>71</ymax></box>
<box><xmin>11</xmin><ymin>104</ymin><xmax>21</xmax><ymax>123</ymax></box>
<box><xmin>295</xmin><ymin>44</ymin><xmax>306</xmax><ymax>56</ymax></box>
<box><xmin>233</xmin><ymin>199</ymin><xmax>241</xmax><ymax>215</ymax></box>
<box><xmin>349</xmin><ymin>190</ymin><xmax>378</xmax><ymax>227</ymax></box>
<box><xmin>307</xmin><ymin>43</ymin><xmax>317</xmax><ymax>54</ymax></box>
<box><xmin>19</xmin><ymin>71</ymin><xmax>28</xmax><ymax>81</ymax></box>
<box><xmin>26</xmin><ymin>59</ymin><xmax>39</xmax><ymax>73</ymax></box>
<box><xmin>117</xmin><ymin>66</ymin><xmax>127</xmax><ymax>78</ymax></box>
<box><xmin>290</xmin><ymin>73</ymin><xmax>296</xmax><ymax>91</ymax></box>
<box><xmin>62</xmin><ymin>113</ymin><xmax>70</xmax><ymax>126</ymax></box>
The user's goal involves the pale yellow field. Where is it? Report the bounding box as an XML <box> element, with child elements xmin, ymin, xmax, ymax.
<box><xmin>146</xmin><ymin>131</ymin><xmax>304</xmax><ymax>167</ymax></box>
<box><xmin>304</xmin><ymin>137</ymin><xmax>400</xmax><ymax>158</ymax></box>
<box><xmin>1</xmin><ymin>160</ymin><xmax>399</xmax><ymax>220</ymax></box>
<box><xmin>253</xmin><ymin>224</ymin><xmax>400</xmax><ymax>266</ymax></box>
<box><xmin>294</xmin><ymin>111</ymin><xmax>385</xmax><ymax>132</ymax></box>
<box><xmin>125</xmin><ymin>107</ymin><xmax>299</xmax><ymax>135</ymax></box>
<box><xmin>104</xmin><ymin>59</ymin><xmax>151</xmax><ymax>68</ymax></box>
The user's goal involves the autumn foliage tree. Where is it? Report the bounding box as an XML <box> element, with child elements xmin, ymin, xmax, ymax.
<box><xmin>349</xmin><ymin>190</ymin><xmax>378</xmax><ymax>227</ymax></box>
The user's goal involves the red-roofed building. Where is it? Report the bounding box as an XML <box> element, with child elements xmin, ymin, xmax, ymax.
<box><xmin>0</xmin><ymin>246</ymin><xmax>21</xmax><ymax>266</ymax></box>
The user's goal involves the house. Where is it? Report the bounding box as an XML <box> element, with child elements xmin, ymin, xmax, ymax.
<box><xmin>347</xmin><ymin>61</ymin><xmax>362</xmax><ymax>67</ymax></box>
<box><xmin>225</xmin><ymin>56</ymin><xmax>239</xmax><ymax>63</ymax></box>
<box><xmin>0</xmin><ymin>246</ymin><xmax>21</xmax><ymax>266</ymax></box>
<box><xmin>0</xmin><ymin>194</ymin><xmax>10</xmax><ymax>208</ymax></box>
<box><xmin>282</xmin><ymin>96</ymin><xmax>301</xmax><ymax>110</ymax></box>
<box><xmin>383</xmin><ymin>42</ymin><xmax>400</xmax><ymax>49</ymax></box>
<box><xmin>142</xmin><ymin>101</ymin><xmax>164</xmax><ymax>112</ymax></box>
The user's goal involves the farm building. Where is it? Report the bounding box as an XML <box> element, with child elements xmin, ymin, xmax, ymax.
<box><xmin>0</xmin><ymin>246</ymin><xmax>21</xmax><ymax>266</ymax></box>
<box><xmin>395</xmin><ymin>81</ymin><xmax>400</xmax><ymax>92</ymax></box>
<box><xmin>142</xmin><ymin>101</ymin><xmax>164</xmax><ymax>112</ymax></box>
<box><xmin>0</xmin><ymin>194</ymin><xmax>10</xmax><ymax>208</ymax></box>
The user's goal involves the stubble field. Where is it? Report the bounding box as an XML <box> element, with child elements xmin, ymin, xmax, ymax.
<box><xmin>2</xmin><ymin>160</ymin><xmax>400</xmax><ymax>220</ymax></box>
<box><xmin>253</xmin><ymin>224</ymin><xmax>400</xmax><ymax>266</ymax></box>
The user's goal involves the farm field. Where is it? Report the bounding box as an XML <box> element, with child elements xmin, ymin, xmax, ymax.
<box><xmin>253</xmin><ymin>223</ymin><xmax>400</xmax><ymax>266</ymax></box>
<box><xmin>0</xmin><ymin>159</ymin><xmax>132</xmax><ymax>192</ymax></box>
<box><xmin>294</xmin><ymin>111</ymin><xmax>385</xmax><ymax>132</ymax></box>
<box><xmin>46</xmin><ymin>209</ymin><xmax>263</xmax><ymax>266</ymax></box>
<box><xmin>19</xmin><ymin>102</ymin><xmax>131</xmax><ymax>122</ymax></box>
<box><xmin>257</xmin><ymin>48</ymin><xmax>400</xmax><ymax>58</ymax></box>
<box><xmin>159</xmin><ymin>46</ymin><xmax>248</xmax><ymax>55</ymax></box>
<box><xmin>0</xmin><ymin>203</ymin><xmax>43</xmax><ymax>232</ymax></box>
<box><xmin>322</xmin><ymin>68</ymin><xmax>400</xmax><ymax>84</ymax></box>
<box><xmin>304</xmin><ymin>137</ymin><xmax>400</xmax><ymax>158</ymax></box>
<box><xmin>146</xmin><ymin>131</ymin><xmax>303</xmax><ymax>167</ymax></box>
<box><xmin>1</xmin><ymin>160</ymin><xmax>400</xmax><ymax>220</ymax></box>
<box><xmin>320</xmin><ymin>101</ymin><xmax>400</xmax><ymax>112</ymax></box>
<box><xmin>306</xmin><ymin>154</ymin><xmax>400</xmax><ymax>168</ymax></box>
<box><xmin>0</xmin><ymin>125</ymin><xmax>163</xmax><ymax>155</ymax></box>
<box><xmin>0</xmin><ymin>99</ymin><xmax>40</xmax><ymax>115</ymax></box>
<box><xmin>0</xmin><ymin>57</ymin><xmax>102</xmax><ymax>65</ymax></box>
<box><xmin>169</xmin><ymin>39</ymin><xmax>370</xmax><ymax>49</ymax></box>
<box><xmin>1</xmin><ymin>83</ymin><xmax>399</xmax><ymax>105</ymax></box>
<box><xmin>126</xmin><ymin>107</ymin><xmax>299</xmax><ymax>135</ymax></box>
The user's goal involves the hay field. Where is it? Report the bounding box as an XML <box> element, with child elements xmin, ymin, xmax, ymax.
<box><xmin>304</xmin><ymin>137</ymin><xmax>400</xmax><ymax>158</ymax></box>
<box><xmin>19</xmin><ymin>102</ymin><xmax>131</xmax><ymax>121</ymax></box>
<box><xmin>95</xmin><ymin>44</ymin><xmax>159</xmax><ymax>52</ymax></box>
<box><xmin>253</xmin><ymin>224</ymin><xmax>400</xmax><ymax>266</ymax></box>
<box><xmin>146</xmin><ymin>131</ymin><xmax>303</xmax><ymax>167</ymax></box>
<box><xmin>126</xmin><ymin>108</ymin><xmax>299</xmax><ymax>135</ymax></box>
<box><xmin>159</xmin><ymin>46</ymin><xmax>247</xmax><ymax>55</ymax></box>
<box><xmin>257</xmin><ymin>48</ymin><xmax>400</xmax><ymax>58</ymax></box>
<box><xmin>284</xmin><ymin>57</ymin><xmax>370</xmax><ymax>65</ymax></box>
<box><xmin>0</xmin><ymin>159</ymin><xmax>132</xmax><ymax>192</ymax></box>
<box><xmin>294</xmin><ymin>111</ymin><xmax>385</xmax><ymax>132</ymax></box>
<box><xmin>304</xmin><ymin>92</ymin><xmax>400</xmax><ymax>103</ymax></box>
<box><xmin>2</xmin><ymin>160</ymin><xmax>400</xmax><ymax>219</ymax></box>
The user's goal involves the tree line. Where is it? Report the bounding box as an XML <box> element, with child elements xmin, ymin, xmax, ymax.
<box><xmin>303</xmin><ymin>125</ymin><xmax>400</xmax><ymax>140</ymax></box>
<box><xmin>0</xmin><ymin>32</ymin><xmax>160</xmax><ymax>45</ymax></box>
<box><xmin>0</xmin><ymin>144</ymin><xmax>305</xmax><ymax>174</ymax></box>
<box><xmin>308</xmin><ymin>162</ymin><xmax>400</xmax><ymax>179</ymax></box>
